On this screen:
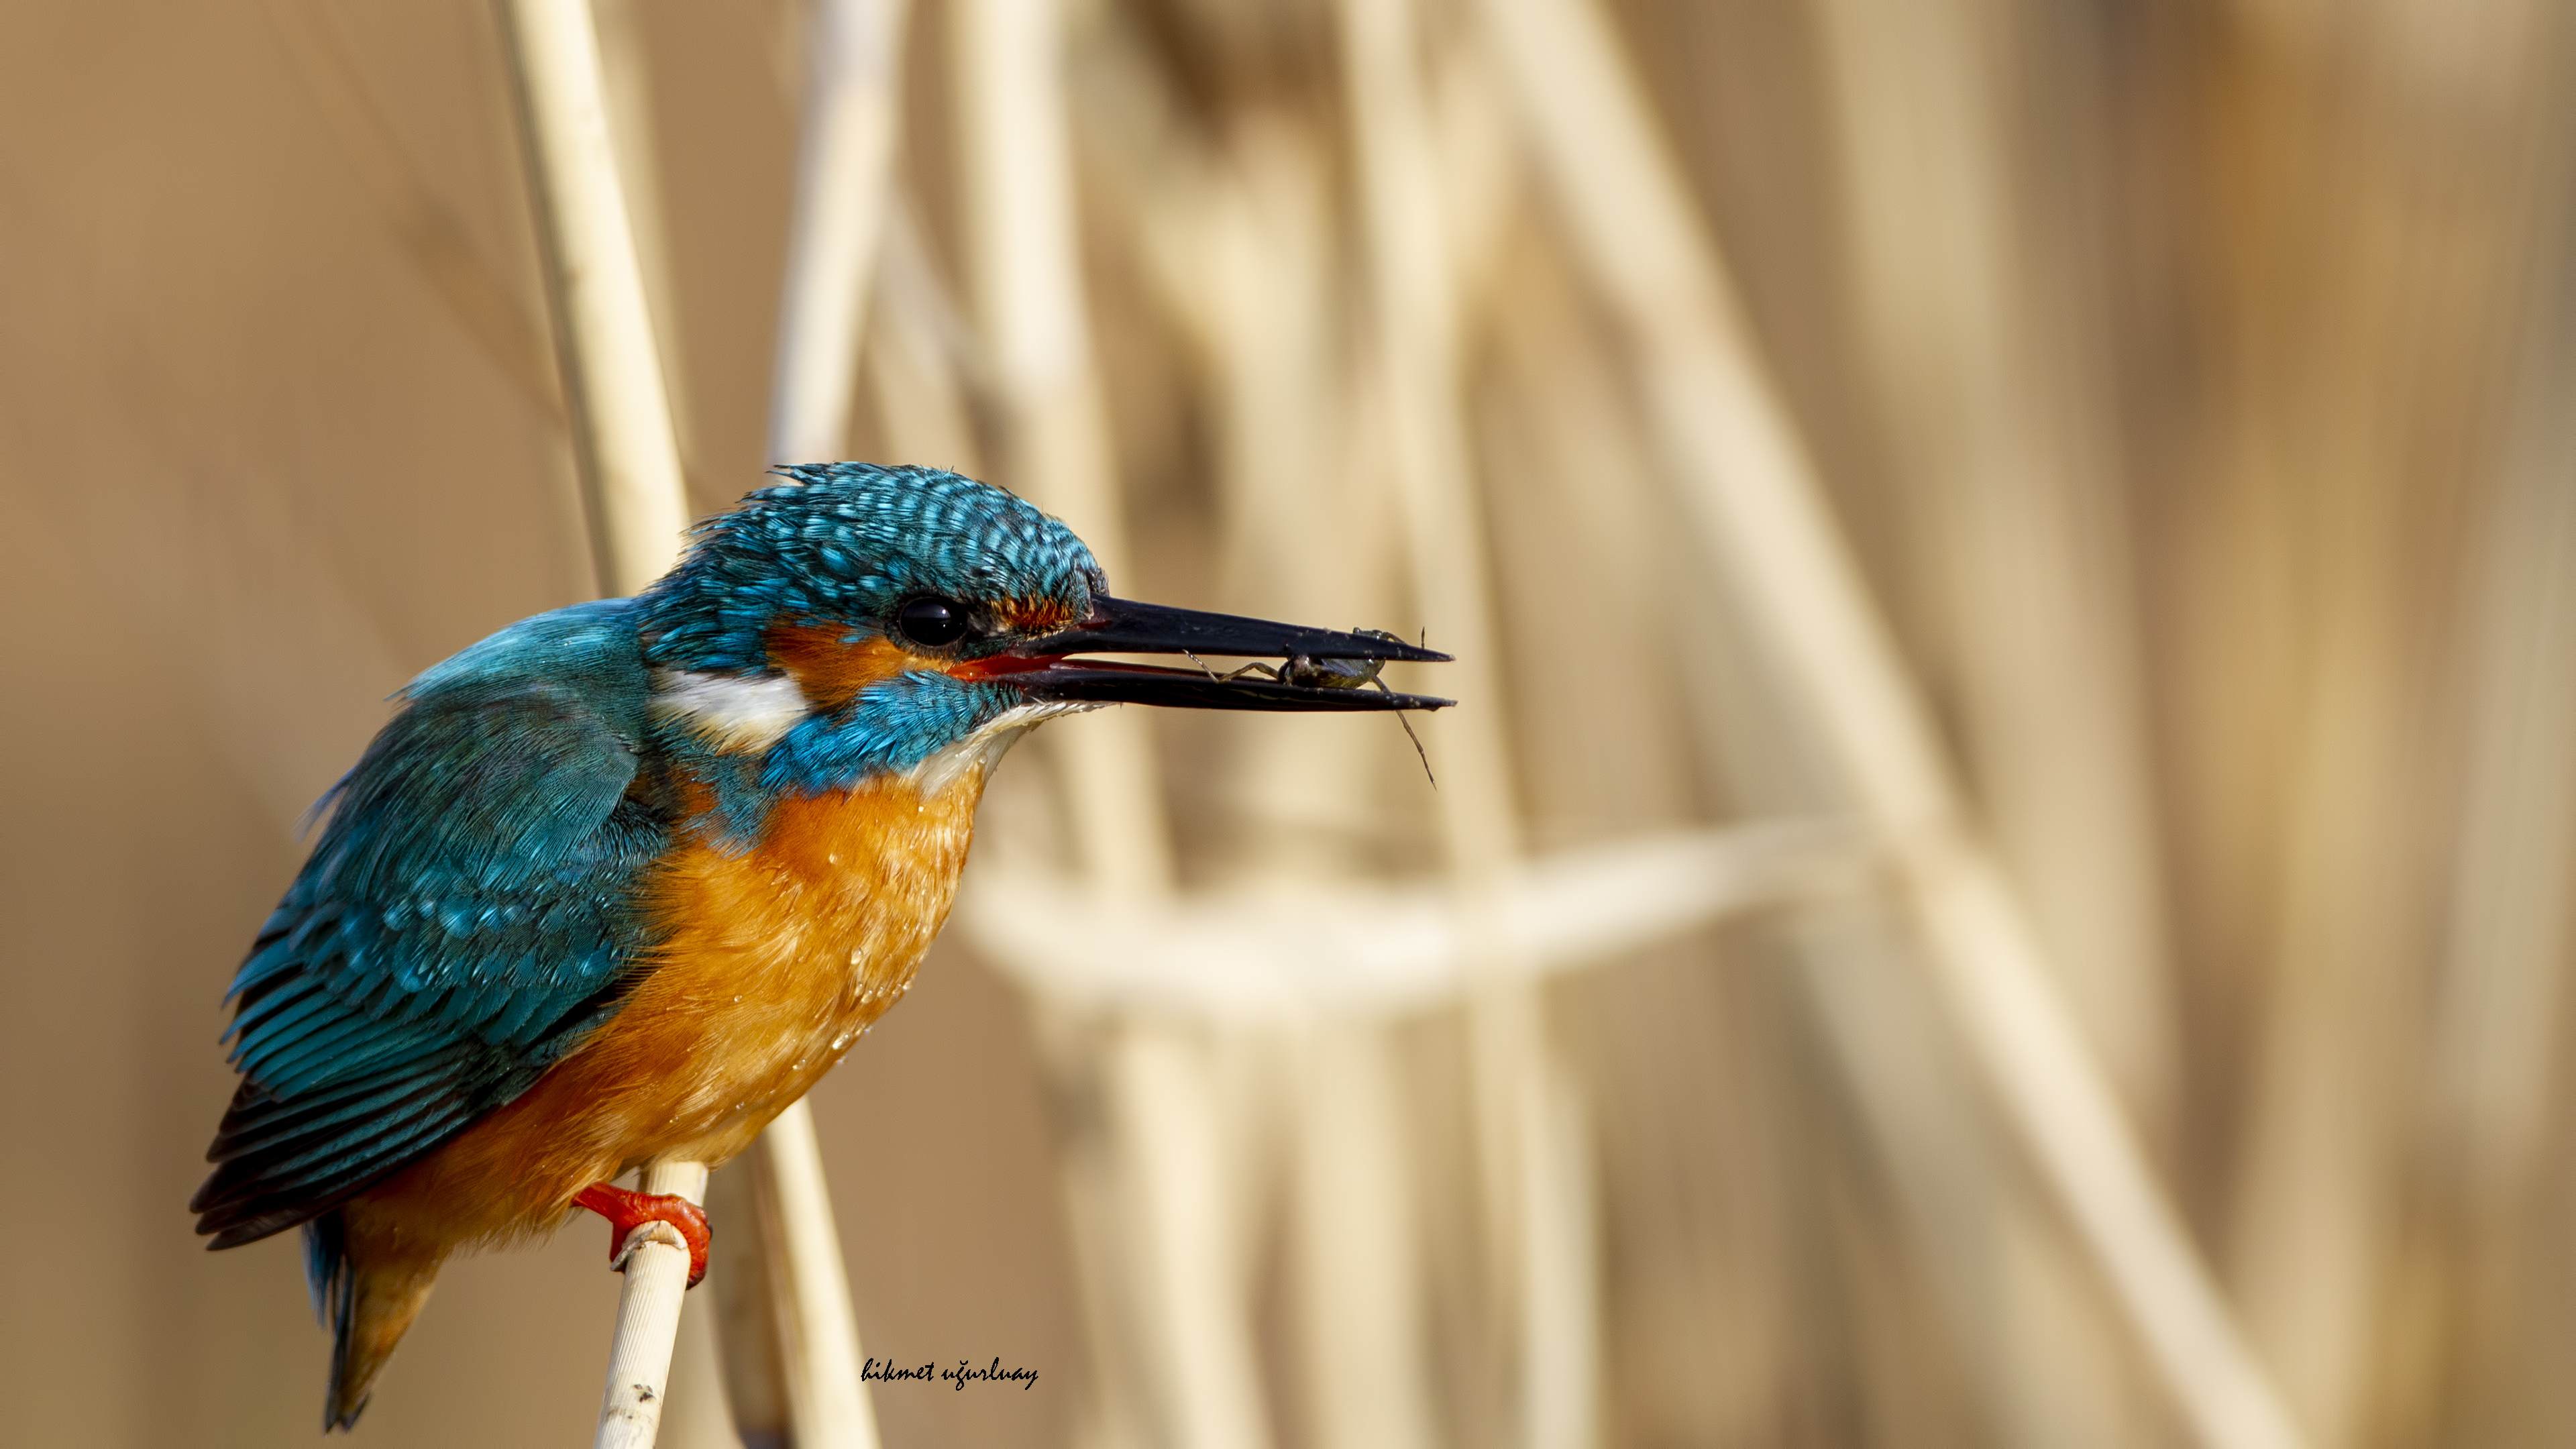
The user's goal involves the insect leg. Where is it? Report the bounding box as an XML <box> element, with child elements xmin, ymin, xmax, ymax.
<box><xmin>1183</xmin><ymin>649</ymin><xmax>1283</xmax><ymax>684</ymax></box>
<box><xmin>1370</xmin><ymin>678</ymin><xmax>1438</xmax><ymax>787</ymax></box>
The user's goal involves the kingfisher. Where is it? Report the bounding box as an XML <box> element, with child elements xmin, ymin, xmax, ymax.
<box><xmin>191</xmin><ymin>464</ymin><xmax>1448</xmax><ymax>1429</ymax></box>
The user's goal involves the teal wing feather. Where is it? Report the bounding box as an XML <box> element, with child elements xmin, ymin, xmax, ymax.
<box><xmin>192</xmin><ymin>600</ymin><xmax>676</xmax><ymax>1248</ymax></box>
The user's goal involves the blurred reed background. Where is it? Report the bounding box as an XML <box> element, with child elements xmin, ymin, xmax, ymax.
<box><xmin>5</xmin><ymin>0</ymin><xmax>2575</xmax><ymax>1447</ymax></box>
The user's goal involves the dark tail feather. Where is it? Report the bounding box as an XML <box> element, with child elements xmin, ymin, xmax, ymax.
<box><xmin>305</xmin><ymin>1212</ymin><xmax>348</xmax><ymax>1330</ymax></box>
<box><xmin>310</xmin><ymin>1213</ymin><xmax>369</xmax><ymax>1432</ymax></box>
<box><xmin>308</xmin><ymin>1210</ymin><xmax>438</xmax><ymax>1432</ymax></box>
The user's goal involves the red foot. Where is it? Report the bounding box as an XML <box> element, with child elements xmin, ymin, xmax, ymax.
<box><xmin>574</xmin><ymin>1182</ymin><xmax>711</xmax><ymax>1288</ymax></box>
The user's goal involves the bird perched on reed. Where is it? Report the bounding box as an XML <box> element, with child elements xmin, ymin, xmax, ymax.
<box><xmin>190</xmin><ymin>464</ymin><xmax>1448</xmax><ymax>1429</ymax></box>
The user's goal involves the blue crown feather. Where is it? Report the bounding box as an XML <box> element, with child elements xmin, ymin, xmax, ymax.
<box><xmin>637</xmin><ymin>464</ymin><xmax>1105</xmax><ymax>674</ymax></box>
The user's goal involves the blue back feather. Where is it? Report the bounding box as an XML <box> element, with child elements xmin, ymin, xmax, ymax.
<box><xmin>194</xmin><ymin>600</ymin><xmax>668</xmax><ymax>1244</ymax></box>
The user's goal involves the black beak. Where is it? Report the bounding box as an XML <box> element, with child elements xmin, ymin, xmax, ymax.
<box><xmin>995</xmin><ymin>596</ymin><xmax>1454</xmax><ymax>712</ymax></box>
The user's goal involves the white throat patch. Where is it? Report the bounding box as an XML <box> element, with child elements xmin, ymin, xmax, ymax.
<box><xmin>908</xmin><ymin>700</ymin><xmax>1097</xmax><ymax>796</ymax></box>
<box><xmin>650</xmin><ymin>669</ymin><xmax>812</xmax><ymax>751</ymax></box>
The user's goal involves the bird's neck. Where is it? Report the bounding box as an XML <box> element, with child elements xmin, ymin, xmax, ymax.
<box><xmin>644</xmin><ymin>669</ymin><xmax>1061</xmax><ymax>851</ymax></box>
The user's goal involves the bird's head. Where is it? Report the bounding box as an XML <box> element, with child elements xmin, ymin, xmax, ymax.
<box><xmin>636</xmin><ymin>464</ymin><xmax>1448</xmax><ymax>793</ymax></box>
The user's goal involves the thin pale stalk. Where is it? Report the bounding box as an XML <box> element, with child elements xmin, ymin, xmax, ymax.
<box><xmin>2216</xmin><ymin>12</ymin><xmax>2553</xmax><ymax>1442</ymax></box>
<box><xmin>661</xmin><ymin>1287</ymin><xmax>744</xmax><ymax>1449</ymax></box>
<box><xmin>951</xmin><ymin>6</ymin><xmax>1269</xmax><ymax>1448</ymax></box>
<box><xmin>747</xmin><ymin>1102</ymin><xmax>881</xmax><ymax>1449</ymax></box>
<box><xmin>865</xmin><ymin>199</ymin><xmax>985</xmax><ymax>475</ymax></box>
<box><xmin>1290</xmin><ymin>1020</ymin><xmax>1440</xmax><ymax>1449</ymax></box>
<box><xmin>1470</xmin><ymin>189</ymin><xmax>1790</xmax><ymax>1444</ymax></box>
<box><xmin>706</xmin><ymin>1166</ymin><xmax>790</xmax><ymax>1446</ymax></box>
<box><xmin>494</xmin><ymin>0</ymin><xmax>692</xmax><ymax>597</ymax></box>
<box><xmin>1811</xmin><ymin>0</ymin><xmax>2176</xmax><ymax>1148</ymax></box>
<box><xmin>952</xmin><ymin>0</ymin><xmax>1167</xmax><ymax>892</ymax></box>
<box><xmin>2421</xmin><ymin>158</ymin><xmax>2576</xmax><ymax>1242</ymax></box>
<box><xmin>1110</xmin><ymin>1024</ymin><xmax>1276</xmax><ymax>1449</ymax></box>
<box><xmin>769</xmin><ymin>0</ymin><xmax>914</xmax><ymax>466</ymax></box>
<box><xmin>729</xmin><ymin>2</ymin><xmax>918</xmax><ymax>1440</ymax></box>
<box><xmin>590</xmin><ymin>0</ymin><xmax>696</xmax><ymax>472</ymax></box>
<box><xmin>1113</xmin><ymin>101</ymin><xmax>1442</xmax><ymax>1449</ymax></box>
<box><xmin>499</xmin><ymin>6</ymin><xmax>712</xmax><ymax>1445</ymax></box>
<box><xmin>1470</xmin><ymin>1</ymin><xmax>2303</xmax><ymax>1446</ymax></box>
<box><xmin>1334</xmin><ymin>2</ymin><xmax>1593</xmax><ymax>1444</ymax></box>
<box><xmin>2412</xmin><ymin>347</ymin><xmax>2576</xmax><ymax>1436</ymax></box>
<box><xmin>596</xmin><ymin>1161</ymin><xmax>714</xmax><ymax>1449</ymax></box>
<box><xmin>1809</xmin><ymin>1</ymin><xmax>2172</xmax><ymax>1437</ymax></box>
<box><xmin>961</xmin><ymin>820</ymin><xmax>1877</xmax><ymax>1016</ymax></box>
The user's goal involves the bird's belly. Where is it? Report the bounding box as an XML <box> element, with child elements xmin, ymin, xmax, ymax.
<box><xmin>358</xmin><ymin>769</ymin><xmax>985</xmax><ymax>1248</ymax></box>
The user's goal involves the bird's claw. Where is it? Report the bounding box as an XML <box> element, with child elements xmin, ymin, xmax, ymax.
<box><xmin>573</xmin><ymin>1181</ymin><xmax>711</xmax><ymax>1288</ymax></box>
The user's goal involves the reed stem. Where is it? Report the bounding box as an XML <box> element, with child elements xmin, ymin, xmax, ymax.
<box><xmin>594</xmin><ymin>1162</ymin><xmax>714</xmax><ymax>1449</ymax></box>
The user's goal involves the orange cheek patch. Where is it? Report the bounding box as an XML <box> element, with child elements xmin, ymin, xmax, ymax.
<box><xmin>763</xmin><ymin>623</ymin><xmax>934</xmax><ymax>714</ymax></box>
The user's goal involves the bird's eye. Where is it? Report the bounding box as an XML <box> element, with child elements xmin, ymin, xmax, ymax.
<box><xmin>894</xmin><ymin>596</ymin><xmax>971</xmax><ymax>648</ymax></box>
